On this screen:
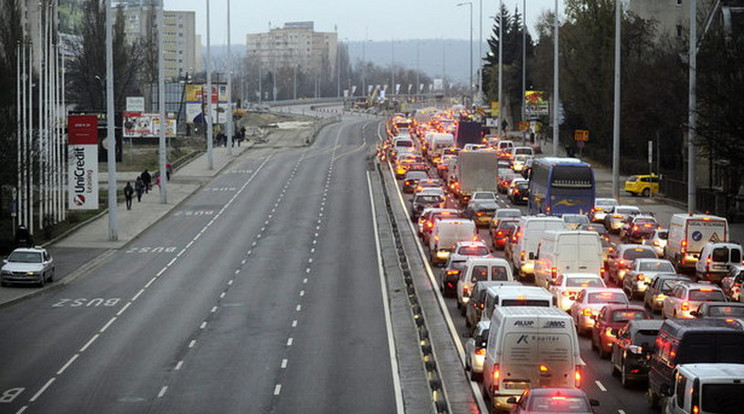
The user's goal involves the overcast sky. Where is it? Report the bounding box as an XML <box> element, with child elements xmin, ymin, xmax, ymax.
<box><xmin>164</xmin><ymin>0</ymin><xmax>562</xmax><ymax>45</ymax></box>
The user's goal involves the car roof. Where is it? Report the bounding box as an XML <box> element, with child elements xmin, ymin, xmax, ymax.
<box><xmin>527</xmin><ymin>387</ymin><xmax>589</xmax><ymax>398</ymax></box>
<box><xmin>579</xmin><ymin>287</ymin><xmax>625</xmax><ymax>294</ymax></box>
<box><xmin>617</xmin><ymin>244</ymin><xmax>655</xmax><ymax>252</ymax></box>
<box><xmin>679</xmin><ymin>282</ymin><xmax>724</xmax><ymax>290</ymax></box>
<box><xmin>456</xmin><ymin>240</ymin><xmax>487</xmax><ymax>247</ymax></box>
<box><xmin>562</xmin><ymin>273</ymin><xmax>602</xmax><ymax>279</ymax></box>
<box><xmin>600</xmin><ymin>303</ymin><xmax>646</xmax><ymax>312</ymax></box>
<box><xmin>628</xmin><ymin>319</ymin><xmax>664</xmax><ymax>330</ymax></box>
<box><xmin>10</xmin><ymin>247</ymin><xmax>45</xmax><ymax>253</ymax></box>
<box><xmin>635</xmin><ymin>258</ymin><xmax>672</xmax><ymax>264</ymax></box>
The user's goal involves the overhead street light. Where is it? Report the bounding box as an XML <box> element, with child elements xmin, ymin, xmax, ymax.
<box><xmin>457</xmin><ymin>2</ymin><xmax>474</xmax><ymax>102</ymax></box>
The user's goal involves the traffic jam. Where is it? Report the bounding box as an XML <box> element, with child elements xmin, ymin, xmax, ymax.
<box><xmin>379</xmin><ymin>110</ymin><xmax>744</xmax><ymax>414</ymax></box>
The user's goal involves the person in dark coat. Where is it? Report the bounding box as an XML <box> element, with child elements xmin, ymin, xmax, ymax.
<box><xmin>141</xmin><ymin>169</ymin><xmax>152</xmax><ymax>193</ymax></box>
<box><xmin>135</xmin><ymin>177</ymin><xmax>145</xmax><ymax>202</ymax></box>
<box><xmin>15</xmin><ymin>225</ymin><xmax>33</xmax><ymax>248</ymax></box>
<box><xmin>124</xmin><ymin>182</ymin><xmax>134</xmax><ymax>210</ymax></box>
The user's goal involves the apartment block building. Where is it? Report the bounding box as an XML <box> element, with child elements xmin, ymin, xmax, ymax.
<box><xmin>246</xmin><ymin>21</ymin><xmax>338</xmax><ymax>76</ymax></box>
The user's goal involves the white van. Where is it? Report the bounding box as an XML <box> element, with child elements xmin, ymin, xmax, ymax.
<box><xmin>533</xmin><ymin>231</ymin><xmax>603</xmax><ymax>289</ymax></box>
<box><xmin>427</xmin><ymin>133</ymin><xmax>455</xmax><ymax>160</ymax></box>
<box><xmin>483</xmin><ymin>307</ymin><xmax>583</xmax><ymax>411</ymax></box>
<box><xmin>429</xmin><ymin>219</ymin><xmax>477</xmax><ymax>266</ymax></box>
<box><xmin>456</xmin><ymin>257</ymin><xmax>514</xmax><ymax>311</ymax></box>
<box><xmin>665</xmin><ymin>214</ymin><xmax>728</xmax><ymax>272</ymax></box>
<box><xmin>511</xmin><ymin>216</ymin><xmax>565</xmax><ymax>282</ymax></box>
<box><xmin>513</xmin><ymin>146</ymin><xmax>535</xmax><ymax>157</ymax></box>
<box><xmin>661</xmin><ymin>363</ymin><xmax>744</xmax><ymax>414</ymax></box>
<box><xmin>481</xmin><ymin>285</ymin><xmax>554</xmax><ymax>323</ymax></box>
<box><xmin>695</xmin><ymin>242</ymin><xmax>743</xmax><ymax>283</ymax></box>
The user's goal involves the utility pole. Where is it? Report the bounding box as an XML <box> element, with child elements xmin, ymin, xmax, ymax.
<box><xmin>498</xmin><ymin>0</ymin><xmax>503</xmax><ymax>137</ymax></box>
<box><xmin>206</xmin><ymin>0</ymin><xmax>213</xmax><ymax>170</ymax></box>
<box><xmin>612</xmin><ymin>0</ymin><xmax>621</xmax><ymax>200</ymax></box>
<box><xmin>552</xmin><ymin>0</ymin><xmax>560</xmax><ymax>157</ymax></box>
<box><xmin>688</xmin><ymin>0</ymin><xmax>697</xmax><ymax>213</ymax></box>
<box><xmin>105</xmin><ymin>0</ymin><xmax>117</xmax><ymax>240</ymax></box>
<box><xmin>478</xmin><ymin>0</ymin><xmax>483</xmax><ymax>100</ymax></box>
<box><xmin>158</xmin><ymin>0</ymin><xmax>168</xmax><ymax>202</ymax></box>
<box><xmin>226</xmin><ymin>0</ymin><xmax>233</xmax><ymax>154</ymax></box>
<box><xmin>522</xmin><ymin>0</ymin><xmax>527</xmax><ymax>123</ymax></box>
<box><xmin>457</xmin><ymin>2</ymin><xmax>473</xmax><ymax>101</ymax></box>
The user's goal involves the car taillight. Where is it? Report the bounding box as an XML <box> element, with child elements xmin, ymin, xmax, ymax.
<box><xmin>492</xmin><ymin>364</ymin><xmax>500</xmax><ymax>388</ymax></box>
<box><xmin>633</xmin><ymin>225</ymin><xmax>639</xmax><ymax>232</ymax></box>
<box><xmin>637</xmin><ymin>273</ymin><xmax>645</xmax><ymax>281</ymax></box>
<box><xmin>583</xmin><ymin>308</ymin><xmax>593</xmax><ymax>316</ymax></box>
<box><xmin>551</xmin><ymin>267</ymin><xmax>557</xmax><ymax>280</ymax></box>
<box><xmin>562</xmin><ymin>291</ymin><xmax>571</xmax><ymax>297</ymax></box>
<box><xmin>521</xmin><ymin>251</ymin><xmax>526</xmax><ymax>260</ymax></box>
<box><xmin>496</xmin><ymin>230</ymin><xmax>503</xmax><ymax>236</ymax></box>
<box><xmin>653</xmin><ymin>241</ymin><xmax>660</xmax><ymax>246</ymax></box>
<box><xmin>574</xmin><ymin>366</ymin><xmax>582</xmax><ymax>387</ymax></box>
<box><xmin>446</xmin><ymin>270</ymin><xmax>459</xmax><ymax>275</ymax></box>
<box><xmin>427</xmin><ymin>222</ymin><xmax>434</xmax><ymax>228</ymax></box>
<box><xmin>681</xmin><ymin>302</ymin><xmax>689</xmax><ymax>311</ymax></box>
<box><xmin>600</xmin><ymin>267</ymin><xmax>606</xmax><ymax>278</ymax></box>
<box><xmin>475</xmin><ymin>348</ymin><xmax>485</xmax><ymax>356</ymax></box>
<box><xmin>605</xmin><ymin>327</ymin><xmax>614</xmax><ymax>336</ymax></box>
<box><xmin>706</xmin><ymin>257</ymin><xmax>711</xmax><ymax>272</ymax></box>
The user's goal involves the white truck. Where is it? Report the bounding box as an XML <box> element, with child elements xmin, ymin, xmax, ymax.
<box><xmin>454</xmin><ymin>150</ymin><xmax>500</xmax><ymax>206</ymax></box>
<box><xmin>665</xmin><ymin>214</ymin><xmax>728</xmax><ymax>272</ymax></box>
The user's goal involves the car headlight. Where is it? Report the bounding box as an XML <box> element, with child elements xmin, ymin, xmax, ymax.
<box><xmin>26</xmin><ymin>271</ymin><xmax>38</xmax><ymax>276</ymax></box>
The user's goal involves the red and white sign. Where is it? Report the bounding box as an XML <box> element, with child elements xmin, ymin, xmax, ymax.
<box><xmin>68</xmin><ymin>115</ymin><xmax>99</xmax><ymax>210</ymax></box>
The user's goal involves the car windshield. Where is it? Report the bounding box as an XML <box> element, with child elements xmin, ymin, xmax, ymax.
<box><xmin>528</xmin><ymin>396</ymin><xmax>589</xmax><ymax>412</ymax></box>
<box><xmin>8</xmin><ymin>252</ymin><xmax>42</xmax><ymax>263</ymax></box>
<box><xmin>657</xmin><ymin>231</ymin><xmax>668</xmax><ymax>240</ymax></box>
<box><xmin>448</xmin><ymin>260</ymin><xmax>467</xmax><ymax>271</ymax></box>
<box><xmin>661</xmin><ymin>279</ymin><xmax>687</xmax><ymax>293</ymax></box>
<box><xmin>611</xmin><ymin>310</ymin><xmax>647</xmax><ymax>322</ymax></box>
<box><xmin>491</xmin><ymin>266</ymin><xmax>510</xmax><ymax>281</ymax></box>
<box><xmin>706</xmin><ymin>306</ymin><xmax>744</xmax><ymax>317</ymax></box>
<box><xmin>498</xmin><ymin>210</ymin><xmax>521</xmax><ymax>218</ymax></box>
<box><xmin>588</xmin><ymin>292</ymin><xmax>628</xmax><ymax>304</ymax></box>
<box><xmin>616</xmin><ymin>207</ymin><xmax>639</xmax><ymax>215</ymax></box>
<box><xmin>689</xmin><ymin>289</ymin><xmax>726</xmax><ymax>301</ymax></box>
<box><xmin>473</xmin><ymin>193</ymin><xmax>495</xmax><ymax>200</ymax></box>
<box><xmin>622</xmin><ymin>248</ymin><xmax>656</xmax><ymax>260</ymax></box>
<box><xmin>564</xmin><ymin>215</ymin><xmax>588</xmax><ymax>223</ymax></box>
<box><xmin>627</xmin><ymin>176</ymin><xmax>639</xmax><ymax>182</ymax></box>
<box><xmin>499</xmin><ymin>222</ymin><xmax>518</xmax><ymax>231</ymax></box>
<box><xmin>458</xmin><ymin>246</ymin><xmax>489</xmax><ymax>256</ymax></box>
<box><xmin>639</xmin><ymin>261</ymin><xmax>675</xmax><ymax>272</ymax></box>
<box><xmin>417</xmin><ymin>195</ymin><xmax>442</xmax><ymax>203</ymax></box>
<box><xmin>471</xmin><ymin>266</ymin><xmax>488</xmax><ymax>282</ymax></box>
<box><xmin>634</xmin><ymin>219</ymin><xmax>657</xmax><ymax>226</ymax></box>
<box><xmin>634</xmin><ymin>329</ymin><xmax>660</xmax><ymax>346</ymax></box>
<box><xmin>566</xmin><ymin>277</ymin><xmax>603</xmax><ymax>288</ymax></box>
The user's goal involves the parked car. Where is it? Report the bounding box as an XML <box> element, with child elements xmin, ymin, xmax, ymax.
<box><xmin>465</xmin><ymin>321</ymin><xmax>490</xmax><ymax>381</ymax></box>
<box><xmin>690</xmin><ymin>301</ymin><xmax>744</xmax><ymax>318</ymax></box>
<box><xmin>643</xmin><ymin>274</ymin><xmax>692</xmax><ymax>313</ymax></box>
<box><xmin>721</xmin><ymin>264</ymin><xmax>744</xmax><ymax>302</ymax></box>
<box><xmin>610</xmin><ymin>319</ymin><xmax>664</xmax><ymax>387</ymax></box>
<box><xmin>642</xmin><ymin>228</ymin><xmax>668</xmax><ymax>257</ymax></box>
<box><xmin>591</xmin><ymin>304</ymin><xmax>650</xmax><ymax>359</ymax></box>
<box><xmin>661</xmin><ymin>282</ymin><xmax>727</xmax><ymax>319</ymax></box>
<box><xmin>1</xmin><ymin>247</ymin><xmax>55</xmax><ymax>287</ymax></box>
<box><xmin>506</xmin><ymin>388</ymin><xmax>599</xmax><ymax>414</ymax></box>
<box><xmin>622</xmin><ymin>258</ymin><xmax>676</xmax><ymax>300</ymax></box>
<box><xmin>624</xmin><ymin>174</ymin><xmax>659</xmax><ymax>197</ymax></box>
<box><xmin>569</xmin><ymin>287</ymin><xmax>629</xmax><ymax>335</ymax></box>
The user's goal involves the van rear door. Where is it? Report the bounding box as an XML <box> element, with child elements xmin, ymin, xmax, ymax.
<box><xmin>501</xmin><ymin>332</ymin><xmax>575</xmax><ymax>392</ymax></box>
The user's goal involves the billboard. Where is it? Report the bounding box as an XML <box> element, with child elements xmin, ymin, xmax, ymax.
<box><xmin>123</xmin><ymin>113</ymin><xmax>177</xmax><ymax>137</ymax></box>
<box><xmin>185</xmin><ymin>84</ymin><xmax>229</xmax><ymax>125</ymax></box>
<box><xmin>525</xmin><ymin>90</ymin><xmax>550</xmax><ymax>117</ymax></box>
<box><xmin>68</xmin><ymin>115</ymin><xmax>99</xmax><ymax>210</ymax></box>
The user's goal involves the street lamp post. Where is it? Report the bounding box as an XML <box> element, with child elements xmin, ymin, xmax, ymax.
<box><xmin>457</xmin><ymin>2</ymin><xmax>474</xmax><ymax>102</ymax></box>
<box><xmin>552</xmin><ymin>0</ymin><xmax>560</xmax><ymax>157</ymax></box>
<box><xmin>478</xmin><ymin>0</ymin><xmax>483</xmax><ymax>100</ymax></box>
<box><xmin>498</xmin><ymin>0</ymin><xmax>503</xmax><ymax>137</ymax></box>
<box><xmin>688</xmin><ymin>0</ymin><xmax>697</xmax><ymax>213</ymax></box>
<box><xmin>612</xmin><ymin>0</ymin><xmax>622</xmax><ymax>200</ymax></box>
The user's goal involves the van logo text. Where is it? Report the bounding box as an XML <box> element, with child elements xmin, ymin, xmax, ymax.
<box><xmin>514</xmin><ymin>320</ymin><xmax>535</xmax><ymax>327</ymax></box>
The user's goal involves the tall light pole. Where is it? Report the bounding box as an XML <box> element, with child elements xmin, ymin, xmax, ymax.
<box><xmin>105</xmin><ymin>0</ymin><xmax>117</xmax><ymax>240</ymax></box>
<box><xmin>457</xmin><ymin>2</ymin><xmax>473</xmax><ymax>102</ymax></box>
<box><xmin>157</xmin><ymin>0</ymin><xmax>168</xmax><ymax>203</ymax></box>
<box><xmin>362</xmin><ymin>28</ymin><xmax>368</xmax><ymax>96</ymax></box>
<box><xmin>206</xmin><ymin>0</ymin><xmax>213</xmax><ymax>170</ymax></box>
<box><xmin>552</xmin><ymin>0</ymin><xmax>560</xmax><ymax>157</ymax></box>
<box><xmin>226</xmin><ymin>0</ymin><xmax>233</xmax><ymax>154</ymax></box>
<box><xmin>391</xmin><ymin>38</ymin><xmax>395</xmax><ymax>96</ymax></box>
<box><xmin>688</xmin><ymin>0</ymin><xmax>697</xmax><ymax>213</ymax></box>
<box><xmin>498</xmin><ymin>0</ymin><xmax>504</xmax><ymax>137</ymax></box>
<box><xmin>522</xmin><ymin>0</ymin><xmax>527</xmax><ymax>124</ymax></box>
<box><xmin>612</xmin><ymin>0</ymin><xmax>622</xmax><ymax>200</ymax></box>
<box><xmin>478</xmin><ymin>0</ymin><xmax>483</xmax><ymax>100</ymax></box>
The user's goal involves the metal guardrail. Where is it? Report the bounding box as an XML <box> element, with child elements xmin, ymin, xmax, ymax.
<box><xmin>304</xmin><ymin>115</ymin><xmax>342</xmax><ymax>146</ymax></box>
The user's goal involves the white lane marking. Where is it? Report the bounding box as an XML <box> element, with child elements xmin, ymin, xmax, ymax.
<box><xmin>131</xmin><ymin>289</ymin><xmax>145</xmax><ymax>302</ymax></box>
<box><xmin>241</xmin><ymin>259</ymin><xmax>246</xmax><ymax>265</ymax></box>
<box><xmin>287</xmin><ymin>338</ymin><xmax>293</xmax><ymax>346</ymax></box>
<box><xmin>228</xmin><ymin>280</ymin><xmax>234</xmax><ymax>285</ymax></box>
<box><xmin>188</xmin><ymin>340</ymin><xmax>196</xmax><ymax>348</ymax></box>
<box><xmin>57</xmin><ymin>354</ymin><xmax>79</xmax><ymax>375</ymax></box>
<box><xmin>158</xmin><ymin>386</ymin><xmax>168</xmax><ymax>398</ymax></box>
<box><xmin>296</xmin><ymin>305</ymin><xmax>301</xmax><ymax>312</ymax></box>
<box><xmin>29</xmin><ymin>377</ymin><xmax>55</xmax><ymax>402</ymax></box>
<box><xmin>167</xmin><ymin>257</ymin><xmax>177</xmax><ymax>267</ymax></box>
<box><xmin>292</xmin><ymin>320</ymin><xmax>298</xmax><ymax>328</ymax></box>
<box><xmin>234</xmin><ymin>270</ymin><xmax>240</xmax><ymax>274</ymax></box>
<box><xmin>310</xmin><ymin>248</ymin><xmax>315</xmax><ymax>253</ymax></box>
<box><xmin>273</xmin><ymin>384</ymin><xmax>282</xmax><ymax>395</ymax></box>
<box><xmin>156</xmin><ymin>267</ymin><xmax>167</xmax><ymax>277</ymax></box>
<box><xmin>220</xmin><ymin>292</ymin><xmax>225</xmax><ymax>298</ymax></box>
<box><xmin>211</xmin><ymin>306</ymin><xmax>218</xmax><ymax>313</ymax></box>
<box><xmin>185</xmin><ymin>240</ymin><xmax>194</xmax><ymax>249</ymax></box>
<box><xmin>175</xmin><ymin>360</ymin><xmax>183</xmax><ymax>370</ymax></box>
<box><xmin>306</xmin><ymin>268</ymin><xmax>311</xmax><ymax>273</ymax></box>
<box><xmin>100</xmin><ymin>317</ymin><xmax>117</xmax><ymax>333</ymax></box>
<box><xmin>200</xmin><ymin>322</ymin><xmax>207</xmax><ymax>329</ymax></box>
<box><xmin>281</xmin><ymin>359</ymin><xmax>288</xmax><ymax>368</ymax></box>
<box><xmin>303</xmin><ymin>278</ymin><xmax>308</xmax><ymax>284</ymax></box>
<box><xmin>308</xmin><ymin>258</ymin><xmax>313</xmax><ymax>264</ymax></box>
<box><xmin>176</xmin><ymin>249</ymin><xmax>185</xmax><ymax>258</ymax></box>
<box><xmin>145</xmin><ymin>277</ymin><xmax>157</xmax><ymax>288</ymax></box>
<box><xmin>116</xmin><ymin>302</ymin><xmax>131</xmax><ymax>316</ymax></box>
<box><xmin>79</xmin><ymin>334</ymin><xmax>99</xmax><ymax>352</ymax></box>
<box><xmin>618</xmin><ymin>410</ymin><xmax>627</xmax><ymax>414</ymax></box>
<box><xmin>16</xmin><ymin>406</ymin><xmax>27</xmax><ymax>414</ymax></box>
<box><xmin>194</xmin><ymin>233</ymin><xmax>201</xmax><ymax>240</ymax></box>
<box><xmin>595</xmin><ymin>380</ymin><xmax>607</xmax><ymax>391</ymax></box>
<box><xmin>300</xmin><ymin>290</ymin><xmax>305</xmax><ymax>297</ymax></box>
<box><xmin>366</xmin><ymin>171</ymin><xmax>405</xmax><ymax>414</ymax></box>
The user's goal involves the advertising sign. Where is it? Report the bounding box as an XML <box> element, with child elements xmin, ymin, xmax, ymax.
<box><xmin>185</xmin><ymin>84</ymin><xmax>229</xmax><ymax>124</ymax></box>
<box><xmin>574</xmin><ymin>130</ymin><xmax>589</xmax><ymax>142</ymax></box>
<box><xmin>126</xmin><ymin>96</ymin><xmax>145</xmax><ymax>112</ymax></box>
<box><xmin>525</xmin><ymin>90</ymin><xmax>550</xmax><ymax>117</ymax></box>
<box><xmin>68</xmin><ymin>115</ymin><xmax>99</xmax><ymax>210</ymax></box>
<box><xmin>123</xmin><ymin>113</ymin><xmax>177</xmax><ymax>137</ymax></box>
<box><xmin>490</xmin><ymin>101</ymin><xmax>500</xmax><ymax>117</ymax></box>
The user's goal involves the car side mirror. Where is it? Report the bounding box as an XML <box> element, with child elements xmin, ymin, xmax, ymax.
<box><xmin>506</xmin><ymin>397</ymin><xmax>518</xmax><ymax>404</ymax></box>
<box><xmin>589</xmin><ymin>399</ymin><xmax>600</xmax><ymax>407</ymax></box>
<box><xmin>689</xmin><ymin>311</ymin><xmax>700</xmax><ymax>317</ymax></box>
<box><xmin>659</xmin><ymin>383</ymin><xmax>671</xmax><ymax>398</ymax></box>
<box><xmin>529</xmin><ymin>252</ymin><xmax>535</xmax><ymax>260</ymax></box>
<box><xmin>2</xmin><ymin>259</ymin><xmax>6</xmax><ymax>264</ymax></box>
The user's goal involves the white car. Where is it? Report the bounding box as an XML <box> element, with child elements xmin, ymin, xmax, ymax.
<box><xmin>642</xmin><ymin>228</ymin><xmax>668</xmax><ymax>257</ymax></box>
<box><xmin>604</xmin><ymin>205</ymin><xmax>641</xmax><ymax>233</ymax></box>
<box><xmin>456</xmin><ymin>257</ymin><xmax>513</xmax><ymax>310</ymax></box>
<box><xmin>447</xmin><ymin>240</ymin><xmax>491</xmax><ymax>264</ymax></box>
<box><xmin>465</xmin><ymin>321</ymin><xmax>490</xmax><ymax>381</ymax></box>
<box><xmin>468</xmin><ymin>191</ymin><xmax>497</xmax><ymax>206</ymax></box>
<box><xmin>569</xmin><ymin>287</ymin><xmax>628</xmax><ymax>334</ymax></box>
<box><xmin>591</xmin><ymin>197</ymin><xmax>619</xmax><ymax>223</ymax></box>
<box><xmin>549</xmin><ymin>273</ymin><xmax>606</xmax><ymax>311</ymax></box>
<box><xmin>1</xmin><ymin>247</ymin><xmax>55</xmax><ymax>287</ymax></box>
<box><xmin>621</xmin><ymin>258</ymin><xmax>676</xmax><ymax>300</ymax></box>
<box><xmin>562</xmin><ymin>213</ymin><xmax>590</xmax><ymax>230</ymax></box>
<box><xmin>662</xmin><ymin>282</ymin><xmax>727</xmax><ymax>319</ymax></box>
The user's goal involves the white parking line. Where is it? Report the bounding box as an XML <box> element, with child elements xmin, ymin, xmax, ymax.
<box><xmin>99</xmin><ymin>317</ymin><xmax>117</xmax><ymax>333</ymax></box>
<box><xmin>157</xmin><ymin>386</ymin><xmax>168</xmax><ymax>398</ymax></box>
<box><xmin>287</xmin><ymin>338</ymin><xmax>293</xmax><ymax>346</ymax></box>
<box><xmin>79</xmin><ymin>334</ymin><xmax>99</xmax><ymax>352</ymax></box>
<box><xmin>29</xmin><ymin>378</ymin><xmax>55</xmax><ymax>402</ymax></box>
<box><xmin>274</xmin><ymin>384</ymin><xmax>282</xmax><ymax>395</ymax></box>
<box><xmin>281</xmin><ymin>359</ymin><xmax>288</xmax><ymax>368</ymax></box>
<box><xmin>595</xmin><ymin>380</ymin><xmax>607</xmax><ymax>391</ymax></box>
<box><xmin>56</xmin><ymin>354</ymin><xmax>79</xmax><ymax>375</ymax></box>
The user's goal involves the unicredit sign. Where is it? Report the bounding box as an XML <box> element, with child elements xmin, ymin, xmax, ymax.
<box><xmin>68</xmin><ymin>115</ymin><xmax>99</xmax><ymax>210</ymax></box>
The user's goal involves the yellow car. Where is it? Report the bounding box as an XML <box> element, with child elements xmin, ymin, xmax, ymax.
<box><xmin>624</xmin><ymin>174</ymin><xmax>660</xmax><ymax>197</ymax></box>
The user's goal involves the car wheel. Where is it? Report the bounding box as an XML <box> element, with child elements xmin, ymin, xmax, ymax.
<box><xmin>38</xmin><ymin>274</ymin><xmax>45</xmax><ymax>288</ymax></box>
<box><xmin>647</xmin><ymin>388</ymin><xmax>660</xmax><ymax>409</ymax></box>
<box><xmin>611</xmin><ymin>359</ymin><xmax>620</xmax><ymax>377</ymax></box>
<box><xmin>460</xmin><ymin>305</ymin><xmax>466</xmax><ymax>316</ymax></box>
<box><xmin>621</xmin><ymin>362</ymin><xmax>631</xmax><ymax>388</ymax></box>
<box><xmin>642</xmin><ymin>188</ymin><xmax>650</xmax><ymax>197</ymax></box>
<box><xmin>591</xmin><ymin>335</ymin><xmax>598</xmax><ymax>351</ymax></box>
<box><xmin>47</xmin><ymin>269</ymin><xmax>54</xmax><ymax>283</ymax></box>
<box><xmin>599</xmin><ymin>342</ymin><xmax>609</xmax><ymax>359</ymax></box>
<box><xmin>470</xmin><ymin>370</ymin><xmax>482</xmax><ymax>382</ymax></box>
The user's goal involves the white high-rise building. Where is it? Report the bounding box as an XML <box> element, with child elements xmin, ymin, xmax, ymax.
<box><xmin>246</xmin><ymin>21</ymin><xmax>338</xmax><ymax>76</ymax></box>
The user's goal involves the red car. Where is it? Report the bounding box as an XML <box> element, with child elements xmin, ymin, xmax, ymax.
<box><xmin>591</xmin><ymin>304</ymin><xmax>650</xmax><ymax>359</ymax></box>
<box><xmin>489</xmin><ymin>219</ymin><xmax>518</xmax><ymax>250</ymax></box>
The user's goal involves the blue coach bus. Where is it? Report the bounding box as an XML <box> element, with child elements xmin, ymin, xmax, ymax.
<box><xmin>528</xmin><ymin>157</ymin><xmax>595</xmax><ymax>216</ymax></box>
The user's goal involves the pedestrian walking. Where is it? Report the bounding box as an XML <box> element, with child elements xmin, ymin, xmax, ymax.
<box><xmin>124</xmin><ymin>181</ymin><xmax>134</xmax><ymax>210</ymax></box>
<box><xmin>165</xmin><ymin>163</ymin><xmax>172</xmax><ymax>180</ymax></box>
<box><xmin>135</xmin><ymin>177</ymin><xmax>145</xmax><ymax>202</ymax></box>
<box><xmin>141</xmin><ymin>169</ymin><xmax>152</xmax><ymax>193</ymax></box>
